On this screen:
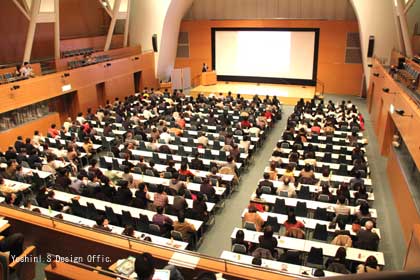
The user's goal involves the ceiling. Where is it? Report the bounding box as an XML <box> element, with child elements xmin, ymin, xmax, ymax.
<box><xmin>184</xmin><ymin>0</ymin><xmax>357</xmax><ymax>21</ymax></box>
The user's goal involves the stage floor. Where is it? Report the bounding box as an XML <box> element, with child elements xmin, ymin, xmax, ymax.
<box><xmin>189</xmin><ymin>82</ymin><xmax>315</xmax><ymax>105</ymax></box>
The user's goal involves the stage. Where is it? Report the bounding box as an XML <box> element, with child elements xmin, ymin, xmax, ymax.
<box><xmin>189</xmin><ymin>82</ymin><xmax>316</xmax><ymax>105</ymax></box>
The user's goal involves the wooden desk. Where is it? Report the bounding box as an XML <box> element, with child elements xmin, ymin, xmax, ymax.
<box><xmin>200</xmin><ymin>71</ymin><xmax>217</xmax><ymax>86</ymax></box>
<box><xmin>160</xmin><ymin>82</ymin><xmax>172</xmax><ymax>91</ymax></box>
<box><xmin>45</xmin><ymin>262</ymin><xmax>118</xmax><ymax>280</ymax></box>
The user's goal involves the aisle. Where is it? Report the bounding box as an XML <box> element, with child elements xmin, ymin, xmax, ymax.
<box><xmin>197</xmin><ymin>106</ymin><xmax>292</xmax><ymax>257</ymax></box>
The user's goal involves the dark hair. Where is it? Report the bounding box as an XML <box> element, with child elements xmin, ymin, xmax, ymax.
<box><xmin>135</xmin><ymin>253</ymin><xmax>155</xmax><ymax>280</ymax></box>
<box><xmin>359</xmin><ymin>201</ymin><xmax>370</xmax><ymax>215</ymax></box>
<box><xmin>263</xmin><ymin>225</ymin><xmax>273</xmax><ymax>238</ymax></box>
<box><xmin>286</xmin><ymin>212</ymin><xmax>297</xmax><ymax>224</ymax></box>
<box><xmin>365</xmin><ymin>255</ymin><xmax>378</xmax><ymax>269</ymax></box>
<box><xmin>313</xmin><ymin>269</ymin><xmax>325</xmax><ymax>277</ymax></box>
<box><xmin>177</xmin><ymin>212</ymin><xmax>185</xmax><ymax>223</ymax></box>
<box><xmin>248</xmin><ymin>205</ymin><xmax>257</xmax><ymax>213</ymax></box>
<box><xmin>334</xmin><ymin>247</ymin><xmax>347</xmax><ymax>263</ymax></box>
<box><xmin>235</xmin><ymin>229</ymin><xmax>245</xmax><ymax>242</ymax></box>
<box><xmin>252</xmin><ymin>257</ymin><xmax>262</xmax><ymax>266</ymax></box>
<box><xmin>263</xmin><ymin>173</ymin><xmax>269</xmax><ymax>180</ymax></box>
<box><xmin>123</xmin><ymin>225</ymin><xmax>135</xmax><ymax>237</ymax></box>
<box><xmin>156</xmin><ymin>206</ymin><xmax>164</xmax><ymax>214</ymax></box>
<box><xmin>95</xmin><ymin>215</ymin><xmax>105</xmax><ymax>226</ymax></box>
<box><xmin>338</xmin><ymin>195</ymin><xmax>346</xmax><ymax>205</ymax></box>
<box><xmin>338</xmin><ymin>220</ymin><xmax>346</xmax><ymax>230</ymax></box>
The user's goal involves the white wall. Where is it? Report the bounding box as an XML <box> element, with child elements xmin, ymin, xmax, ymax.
<box><xmin>351</xmin><ymin>0</ymin><xmax>399</xmax><ymax>84</ymax></box>
<box><xmin>157</xmin><ymin>0</ymin><xmax>193</xmax><ymax>80</ymax></box>
<box><xmin>129</xmin><ymin>0</ymin><xmax>171</xmax><ymax>77</ymax></box>
<box><xmin>129</xmin><ymin>0</ymin><xmax>192</xmax><ymax>81</ymax></box>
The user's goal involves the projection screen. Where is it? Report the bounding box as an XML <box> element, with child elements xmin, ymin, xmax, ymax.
<box><xmin>211</xmin><ymin>28</ymin><xmax>319</xmax><ymax>85</ymax></box>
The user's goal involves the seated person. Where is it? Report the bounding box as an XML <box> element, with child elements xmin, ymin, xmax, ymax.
<box><xmin>279</xmin><ymin>164</ymin><xmax>295</xmax><ymax>184</ymax></box>
<box><xmin>232</xmin><ymin>229</ymin><xmax>251</xmax><ymax>254</ymax></box>
<box><xmin>283</xmin><ymin>211</ymin><xmax>305</xmax><ymax>232</ymax></box>
<box><xmin>325</xmin><ymin>247</ymin><xmax>351</xmax><ymax>274</ymax></box>
<box><xmin>152</xmin><ymin>206</ymin><xmax>173</xmax><ymax>235</ymax></box>
<box><xmin>258</xmin><ymin>173</ymin><xmax>275</xmax><ymax>194</ymax></box>
<box><xmin>243</xmin><ymin>205</ymin><xmax>264</xmax><ymax>232</ymax></box>
<box><xmin>192</xmin><ymin>193</ymin><xmax>208</xmax><ymax>222</ymax></box>
<box><xmin>93</xmin><ymin>215</ymin><xmax>112</xmax><ymax>232</ymax></box>
<box><xmin>258</xmin><ymin>226</ymin><xmax>278</xmax><ymax>256</ymax></box>
<box><xmin>357</xmin><ymin>256</ymin><xmax>380</xmax><ymax>273</ymax></box>
<box><xmin>173</xmin><ymin>212</ymin><xmax>196</xmax><ymax>243</ymax></box>
<box><xmin>250</xmin><ymin>188</ymin><xmax>268</xmax><ymax>212</ymax></box>
<box><xmin>334</xmin><ymin>195</ymin><xmax>350</xmax><ymax>217</ymax></box>
<box><xmin>355</xmin><ymin>220</ymin><xmax>379</xmax><ymax>251</ymax></box>
<box><xmin>276</xmin><ymin>178</ymin><xmax>296</xmax><ymax>198</ymax></box>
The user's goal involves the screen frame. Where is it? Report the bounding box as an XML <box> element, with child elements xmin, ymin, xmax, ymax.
<box><xmin>211</xmin><ymin>27</ymin><xmax>320</xmax><ymax>86</ymax></box>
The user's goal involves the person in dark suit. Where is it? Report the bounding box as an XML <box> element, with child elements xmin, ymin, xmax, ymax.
<box><xmin>93</xmin><ymin>215</ymin><xmax>112</xmax><ymax>232</ymax></box>
<box><xmin>14</xmin><ymin>136</ymin><xmax>24</xmax><ymax>153</ymax></box>
<box><xmin>46</xmin><ymin>190</ymin><xmax>64</xmax><ymax>211</ymax></box>
<box><xmin>355</xmin><ymin>220</ymin><xmax>379</xmax><ymax>251</ymax></box>
<box><xmin>115</xmin><ymin>181</ymin><xmax>133</xmax><ymax>205</ymax></box>
<box><xmin>202</xmin><ymin>63</ymin><xmax>208</xmax><ymax>72</ymax></box>
<box><xmin>190</xmin><ymin>153</ymin><xmax>204</xmax><ymax>170</ymax></box>
<box><xmin>258</xmin><ymin>173</ymin><xmax>275</xmax><ymax>194</ymax></box>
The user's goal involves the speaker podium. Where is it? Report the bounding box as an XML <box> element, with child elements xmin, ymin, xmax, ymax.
<box><xmin>200</xmin><ymin>71</ymin><xmax>217</xmax><ymax>86</ymax></box>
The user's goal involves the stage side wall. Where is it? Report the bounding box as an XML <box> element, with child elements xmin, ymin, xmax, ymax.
<box><xmin>175</xmin><ymin>19</ymin><xmax>363</xmax><ymax>95</ymax></box>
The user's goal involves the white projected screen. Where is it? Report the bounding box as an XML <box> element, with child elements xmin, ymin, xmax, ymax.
<box><xmin>215</xmin><ymin>30</ymin><xmax>316</xmax><ymax>80</ymax></box>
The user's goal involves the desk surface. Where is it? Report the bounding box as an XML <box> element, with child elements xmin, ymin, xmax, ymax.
<box><xmin>231</xmin><ymin>227</ymin><xmax>385</xmax><ymax>266</ymax></box>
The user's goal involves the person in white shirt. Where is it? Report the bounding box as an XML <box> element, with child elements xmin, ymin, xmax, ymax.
<box><xmin>76</xmin><ymin>112</ymin><xmax>86</xmax><ymax>125</ymax></box>
<box><xmin>276</xmin><ymin>178</ymin><xmax>296</xmax><ymax>198</ymax></box>
<box><xmin>32</xmin><ymin>130</ymin><xmax>44</xmax><ymax>148</ymax></box>
<box><xmin>19</xmin><ymin>62</ymin><xmax>34</xmax><ymax>78</ymax></box>
<box><xmin>159</xmin><ymin>127</ymin><xmax>171</xmax><ymax>144</ymax></box>
<box><xmin>197</xmin><ymin>132</ymin><xmax>208</xmax><ymax>147</ymax></box>
<box><xmin>63</xmin><ymin>117</ymin><xmax>72</xmax><ymax>132</ymax></box>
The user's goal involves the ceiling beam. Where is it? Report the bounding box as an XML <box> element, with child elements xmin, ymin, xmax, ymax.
<box><xmin>403</xmin><ymin>0</ymin><xmax>416</xmax><ymax>14</ymax></box>
<box><xmin>13</xmin><ymin>0</ymin><xmax>30</xmax><ymax>20</ymax></box>
<box><xmin>98</xmin><ymin>0</ymin><xmax>113</xmax><ymax>17</ymax></box>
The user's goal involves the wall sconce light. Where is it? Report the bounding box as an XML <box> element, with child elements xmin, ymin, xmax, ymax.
<box><xmin>61</xmin><ymin>73</ymin><xmax>70</xmax><ymax>78</ymax></box>
<box><xmin>373</xmin><ymin>73</ymin><xmax>381</xmax><ymax>77</ymax></box>
<box><xmin>132</xmin><ymin>57</ymin><xmax>139</xmax><ymax>61</ymax></box>
<box><xmin>395</xmin><ymin>109</ymin><xmax>413</xmax><ymax>118</ymax></box>
<box><xmin>106</xmin><ymin>63</ymin><xmax>112</xmax><ymax>67</ymax></box>
<box><xmin>382</xmin><ymin>88</ymin><xmax>398</xmax><ymax>94</ymax></box>
<box><xmin>10</xmin><ymin>85</ymin><xmax>20</xmax><ymax>91</ymax></box>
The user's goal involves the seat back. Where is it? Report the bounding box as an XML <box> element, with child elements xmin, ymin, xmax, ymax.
<box><xmin>266</xmin><ymin>216</ymin><xmax>280</xmax><ymax>232</ymax></box>
<box><xmin>244</xmin><ymin>221</ymin><xmax>257</xmax><ymax>231</ymax></box>
<box><xmin>313</xmin><ymin>224</ymin><xmax>328</xmax><ymax>241</ymax></box>
<box><xmin>318</xmin><ymin>194</ymin><xmax>330</xmax><ymax>203</ymax></box>
<box><xmin>86</xmin><ymin>202</ymin><xmax>98</xmax><ymax>220</ymax></box>
<box><xmin>148</xmin><ymin>224</ymin><xmax>161</xmax><ymax>236</ymax></box>
<box><xmin>295</xmin><ymin>201</ymin><xmax>308</xmax><ymax>217</ymax></box>
<box><xmin>170</xmin><ymin>230</ymin><xmax>184</xmax><ymax>241</ymax></box>
<box><xmin>261</xmin><ymin>186</ymin><xmax>272</xmax><ymax>194</ymax></box>
<box><xmin>307</xmin><ymin>247</ymin><xmax>324</xmax><ymax>266</ymax></box>
<box><xmin>298</xmin><ymin>185</ymin><xmax>311</xmax><ymax>200</ymax></box>
<box><xmin>314</xmin><ymin>207</ymin><xmax>328</xmax><ymax>221</ymax></box>
<box><xmin>121</xmin><ymin>210</ymin><xmax>134</xmax><ymax>227</ymax></box>
<box><xmin>273</xmin><ymin>198</ymin><xmax>287</xmax><ymax>214</ymax></box>
<box><xmin>285</xmin><ymin>250</ymin><xmax>302</xmax><ymax>265</ymax></box>
<box><xmin>105</xmin><ymin>206</ymin><xmax>120</xmax><ymax>226</ymax></box>
<box><xmin>232</xmin><ymin>244</ymin><xmax>247</xmax><ymax>254</ymax></box>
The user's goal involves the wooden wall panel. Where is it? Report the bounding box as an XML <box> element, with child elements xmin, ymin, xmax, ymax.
<box><xmin>0</xmin><ymin>113</ymin><xmax>60</xmax><ymax>151</ymax></box>
<box><xmin>175</xmin><ymin>19</ymin><xmax>363</xmax><ymax>95</ymax></box>
<box><xmin>0</xmin><ymin>0</ymin><xmax>110</xmax><ymax>64</ymax></box>
<box><xmin>386</xmin><ymin>149</ymin><xmax>420</xmax><ymax>243</ymax></box>
<box><xmin>59</xmin><ymin>35</ymin><xmax>125</xmax><ymax>52</ymax></box>
<box><xmin>0</xmin><ymin>51</ymin><xmax>156</xmax><ymax>114</ymax></box>
<box><xmin>104</xmin><ymin>74</ymin><xmax>135</xmax><ymax>102</ymax></box>
<box><xmin>76</xmin><ymin>85</ymin><xmax>99</xmax><ymax>115</ymax></box>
